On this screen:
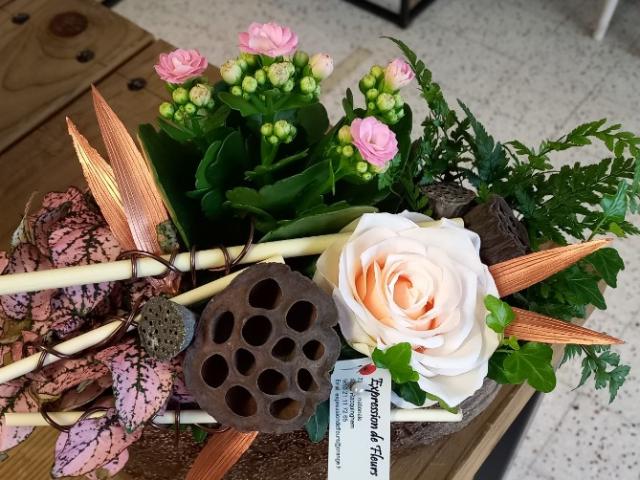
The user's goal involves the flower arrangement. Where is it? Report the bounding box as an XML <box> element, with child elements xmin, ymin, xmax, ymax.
<box><xmin>0</xmin><ymin>20</ymin><xmax>638</xmax><ymax>479</ymax></box>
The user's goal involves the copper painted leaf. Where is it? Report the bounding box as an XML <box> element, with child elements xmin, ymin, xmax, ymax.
<box><xmin>96</xmin><ymin>340</ymin><xmax>173</xmax><ymax>432</ymax></box>
<box><xmin>0</xmin><ymin>243</ymin><xmax>53</xmax><ymax>321</ymax></box>
<box><xmin>49</xmin><ymin>214</ymin><xmax>120</xmax><ymax>315</ymax></box>
<box><xmin>0</xmin><ymin>378</ymin><xmax>38</xmax><ymax>453</ymax></box>
<box><xmin>32</xmin><ymin>357</ymin><xmax>110</xmax><ymax>397</ymax></box>
<box><xmin>85</xmin><ymin>449</ymin><xmax>130</xmax><ymax>480</ymax></box>
<box><xmin>52</xmin><ymin>408</ymin><xmax>141</xmax><ymax>478</ymax></box>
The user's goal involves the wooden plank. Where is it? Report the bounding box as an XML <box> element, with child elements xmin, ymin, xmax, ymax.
<box><xmin>0</xmin><ymin>0</ymin><xmax>153</xmax><ymax>152</ymax></box>
<box><xmin>0</xmin><ymin>38</ymin><xmax>219</xmax><ymax>248</ymax></box>
<box><xmin>0</xmin><ymin>428</ymin><xmax>58</xmax><ymax>479</ymax></box>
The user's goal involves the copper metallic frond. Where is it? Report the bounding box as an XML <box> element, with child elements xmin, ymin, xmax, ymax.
<box><xmin>91</xmin><ymin>86</ymin><xmax>169</xmax><ymax>254</ymax></box>
<box><xmin>490</xmin><ymin>239</ymin><xmax>611</xmax><ymax>297</ymax></box>
<box><xmin>505</xmin><ymin>307</ymin><xmax>623</xmax><ymax>345</ymax></box>
<box><xmin>66</xmin><ymin>118</ymin><xmax>136</xmax><ymax>251</ymax></box>
<box><xmin>186</xmin><ymin>429</ymin><xmax>258</xmax><ymax>480</ymax></box>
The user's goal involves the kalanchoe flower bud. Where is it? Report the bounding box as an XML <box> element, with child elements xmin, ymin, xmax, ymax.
<box><xmin>342</xmin><ymin>145</ymin><xmax>354</xmax><ymax>158</ymax></box>
<box><xmin>359</xmin><ymin>74</ymin><xmax>376</xmax><ymax>93</ymax></box>
<box><xmin>230</xmin><ymin>85</ymin><xmax>243</xmax><ymax>96</ymax></box>
<box><xmin>384</xmin><ymin>110</ymin><xmax>398</xmax><ymax>124</ymax></box>
<box><xmin>260</xmin><ymin>123</ymin><xmax>273</xmax><ymax>137</ymax></box>
<box><xmin>283</xmin><ymin>79</ymin><xmax>295</xmax><ymax>93</ymax></box>
<box><xmin>159</xmin><ymin>102</ymin><xmax>175</xmax><ymax>119</ymax></box>
<box><xmin>184</xmin><ymin>102</ymin><xmax>197</xmax><ymax>115</ymax></box>
<box><xmin>242</xmin><ymin>76</ymin><xmax>258</xmax><ymax>93</ymax></box>
<box><xmin>268</xmin><ymin>62</ymin><xmax>291</xmax><ymax>86</ymax></box>
<box><xmin>366</xmin><ymin>88</ymin><xmax>379</xmax><ymax>101</ymax></box>
<box><xmin>285</xmin><ymin>62</ymin><xmax>296</xmax><ymax>76</ymax></box>
<box><xmin>376</xmin><ymin>92</ymin><xmax>395</xmax><ymax>112</ymax></box>
<box><xmin>173</xmin><ymin>110</ymin><xmax>185</xmax><ymax>123</ymax></box>
<box><xmin>205</xmin><ymin>98</ymin><xmax>215</xmax><ymax>109</ymax></box>
<box><xmin>220</xmin><ymin>60</ymin><xmax>243</xmax><ymax>85</ymax></box>
<box><xmin>362</xmin><ymin>172</ymin><xmax>373</xmax><ymax>181</ymax></box>
<box><xmin>300</xmin><ymin>76</ymin><xmax>317</xmax><ymax>94</ymax></box>
<box><xmin>367</xmin><ymin>101</ymin><xmax>376</xmax><ymax>111</ymax></box>
<box><xmin>370</xmin><ymin>65</ymin><xmax>384</xmax><ymax>79</ymax></box>
<box><xmin>393</xmin><ymin>93</ymin><xmax>404</xmax><ymax>108</ymax></box>
<box><xmin>172</xmin><ymin>87</ymin><xmax>189</xmax><ymax>105</ymax></box>
<box><xmin>268</xmin><ymin>135</ymin><xmax>279</xmax><ymax>145</ymax></box>
<box><xmin>337</xmin><ymin>125</ymin><xmax>352</xmax><ymax>145</ymax></box>
<box><xmin>356</xmin><ymin>161</ymin><xmax>368</xmax><ymax>173</ymax></box>
<box><xmin>383</xmin><ymin>58</ymin><xmax>415</xmax><ymax>92</ymax></box>
<box><xmin>309</xmin><ymin>53</ymin><xmax>334</xmax><ymax>80</ymax></box>
<box><xmin>239</xmin><ymin>52</ymin><xmax>257</xmax><ymax>67</ymax></box>
<box><xmin>274</xmin><ymin>120</ymin><xmax>292</xmax><ymax>139</ymax></box>
<box><xmin>254</xmin><ymin>69</ymin><xmax>266</xmax><ymax>85</ymax></box>
<box><xmin>293</xmin><ymin>50</ymin><xmax>309</xmax><ymax>68</ymax></box>
<box><xmin>189</xmin><ymin>83</ymin><xmax>212</xmax><ymax>107</ymax></box>
<box><xmin>237</xmin><ymin>57</ymin><xmax>248</xmax><ymax>71</ymax></box>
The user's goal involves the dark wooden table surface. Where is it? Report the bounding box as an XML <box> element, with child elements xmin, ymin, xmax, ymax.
<box><xmin>0</xmin><ymin>1</ymin><xmax>547</xmax><ymax>478</ymax></box>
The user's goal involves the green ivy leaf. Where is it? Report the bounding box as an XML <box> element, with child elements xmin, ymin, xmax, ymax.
<box><xmin>484</xmin><ymin>295</ymin><xmax>515</xmax><ymax>333</ymax></box>
<box><xmin>305</xmin><ymin>400</ymin><xmax>329</xmax><ymax>443</ymax></box>
<box><xmin>393</xmin><ymin>381</ymin><xmax>426</xmax><ymax>406</ymax></box>
<box><xmin>372</xmin><ymin>342</ymin><xmax>419</xmax><ymax>384</ymax></box>
<box><xmin>503</xmin><ymin>342</ymin><xmax>556</xmax><ymax>392</ymax></box>
<box><xmin>584</xmin><ymin>248</ymin><xmax>625</xmax><ymax>287</ymax></box>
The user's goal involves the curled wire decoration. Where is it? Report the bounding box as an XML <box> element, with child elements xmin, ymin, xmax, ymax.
<box><xmin>116</xmin><ymin>218</ymin><xmax>254</xmax><ymax>286</ymax></box>
<box><xmin>33</xmin><ymin>301</ymin><xmax>141</xmax><ymax>374</ymax></box>
<box><xmin>40</xmin><ymin>404</ymin><xmax>111</xmax><ymax>433</ymax></box>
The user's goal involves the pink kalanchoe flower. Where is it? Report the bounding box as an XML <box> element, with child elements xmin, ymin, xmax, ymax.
<box><xmin>350</xmin><ymin>117</ymin><xmax>398</xmax><ymax>168</ymax></box>
<box><xmin>238</xmin><ymin>22</ymin><xmax>298</xmax><ymax>58</ymax></box>
<box><xmin>383</xmin><ymin>58</ymin><xmax>415</xmax><ymax>91</ymax></box>
<box><xmin>154</xmin><ymin>49</ymin><xmax>208</xmax><ymax>84</ymax></box>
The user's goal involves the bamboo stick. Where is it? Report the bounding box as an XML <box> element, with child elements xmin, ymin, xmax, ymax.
<box><xmin>0</xmin><ymin>220</ymin><xmax>454</xmax><ymax>296</ymax></box>
<box><xmin>0</xmin><ymin>257</ymin><xmax>285</xmax><ymax>385</ymax></box>
<box><xmin>4</xmin><ymin>408</ymin><xmax>462</xmax><ymax>427</ymax></box>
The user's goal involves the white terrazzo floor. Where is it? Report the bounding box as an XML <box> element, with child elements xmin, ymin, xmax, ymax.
<box><xmin>113</xmin><ymin>0</ymin><xmax>640</xmax><ymax>477</ymax></box>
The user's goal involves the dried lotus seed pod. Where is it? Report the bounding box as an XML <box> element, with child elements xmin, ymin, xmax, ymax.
<box><xmin>138</xmin><ymin>297</ymin><xmax>197</xmax><ymax>361</ymax></box>
<box><xmin>184</xmin><ymin>263</ymin><xmax>340</xmax><ymax>433</ymax></box>
<box><xmin>421</xmin><ymin>182</ymin><xmax>476</xmax><ymax>219</ymax></box>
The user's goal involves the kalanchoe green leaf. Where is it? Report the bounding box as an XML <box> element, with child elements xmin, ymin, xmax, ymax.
<box><xmin>372</xmin><ymin>342</ymin><xmax>419</xmax><ymax>384</ymax></box>
<box><xmin>484</xmin><ymin>295</ymin><xmax>515</xmax><ymax>334</ymax></box>
<box><xmin>305</xmin><ymin>400</ymin><xmax>330</xmax><ymax>443</ymax></box>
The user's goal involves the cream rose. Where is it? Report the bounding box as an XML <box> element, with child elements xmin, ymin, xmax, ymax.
<box><xmin>314</xmin><ymin>213</ymin><xmax>500</xmax><ymax>407</ymax></box>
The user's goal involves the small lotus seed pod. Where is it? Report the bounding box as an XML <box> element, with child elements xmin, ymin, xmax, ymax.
<box><xmin>138</xmin><ymin>297</ymin><xmax>198</xmax><ymax>361</ymax></box>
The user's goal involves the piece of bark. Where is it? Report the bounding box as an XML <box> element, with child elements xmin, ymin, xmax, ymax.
<box><xmin>138</xmin><ymin>297</ymin><xmax>197</xmax><ymax>361</ymax></box>
<box><xmin>463</xmin><ymin>195</ymin><xmax>530</xmax><ymax>265</ymax></box>
<box><xmin>184</xmin><ymin>263</ymin><xmax>340</xmax><ymax>434</ymax></box>
<box><xmin>421</xmin><ymin>182</ymin><xmax>477</xmax><ymax>219</ymax></box>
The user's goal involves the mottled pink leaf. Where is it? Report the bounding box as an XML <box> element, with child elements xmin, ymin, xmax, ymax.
<box><xmin>30</xmin><ymin>187</ymin><xmax>89</xmax><ymax>256</ymax></box>
<box><xmin>44</xmin><ymin>295</ymin><xmax>88</xmax><ymax>337</ymax></box>
<box><xmin>49</xmin><ymin>215</ymin><xmax>120</xmax><ymax>316</ymax></box>
<box><xmin>0</xmin><ymin>243</ymin><xmax>53</xmax><ymax>321</ymax></box>
<box><xmin>32</xmin><ymin>357</ymin><xmax>109</xmax><ymax>397</ymax></box>
<box><xmin>0</xmin><ymin>378</ymin><xmax>39</xmax><ymax>452</ymax></box>
<box><xmin>171</xmin><ymin>357</ymin><xmax>195</xmax><ymax>404</ymax></box>
<box><xmin>96</xmin><ymin>339</ymin><xmax>173</xmax><ymax>432</ymax></box>
<box><xmin>85</xmin><ymin>449</ymin><xmax>129</xmax><ymax>480</ymax></box>
<box><xmin>0</xmin><ymin>345</ymin><xmax>10</xmax><ymax>367</ymax></box>
<box><xmin>0</xmin><ymin>251</ymin><xmax>7</xmax><ymax>273</ymax></box>
<box><xmin>52</xmin><ymin>408</ymin><xmax>141</xmax><ymax>477</ymax></box>
<box><xmin>21</xmin><ymin>330</ymin><xmax>40</xmax><ymax>343</ymax></box>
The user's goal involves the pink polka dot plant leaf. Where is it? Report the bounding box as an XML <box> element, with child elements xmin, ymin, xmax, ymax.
<box><xmin>52</xmin><ymin>408</ymin><xmax>141</xmax><ymax>478</ymax></box>
<box><xmin>95</xmin><ymin>338</ymin><xmax>174</xmax><ymax>433</ymax></box>
<box><xmin>0</xmin><ymin>378</ymin><xmax>39</xmax><ymax>453</ymax></box>
<box><xmin>30</xmin><ymin>356</ymin><xmax>110</xmax><ymax>399</ymax></box>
